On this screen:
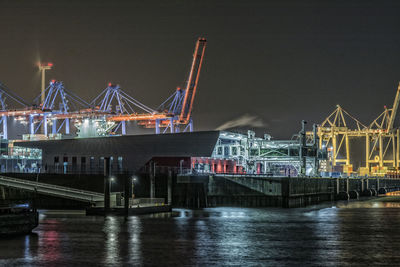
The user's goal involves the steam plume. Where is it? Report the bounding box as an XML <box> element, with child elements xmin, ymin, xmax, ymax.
<box><xmin>216</xmin><ymin>114</ymin><xmax>265</xmax><ymax>130</ymax></box>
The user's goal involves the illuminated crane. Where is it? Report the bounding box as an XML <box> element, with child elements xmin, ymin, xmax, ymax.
<box><xmin>91</xmin><ymin>83</ymin><xmax>157</xmax><ymax>134</ymax></box>
<box><xmin>139</xmin><ymin>37</ymin><xmax>207</xmax><ymax>133</ymax></box>
<box><xmin>0</xmin><ymin>37</ymin><xmax>207</xmax><ymax>139</ymax></box>
<box><xmin>32</xmin><ymin>81</ymin><xmax>89</xmax><ymax>136</ymax></box>
<box><xmin>0</xmin><ymin>82</ymin><xmax>30</xmax><ymax>139</ymax></box>
<box><xmin>365</xmin><ymin>83</ymin><xmax>400</xmax><ymax>173</ymax></box>
<box><xmin>316</xmin><ymin>105</ymin><xmax>367</xmax><ymax>173</ymax></box>
<box><xmin>316</xmin><ymin>83</ymin><xmax>400</xmax><ymax>176</ymax></box>
<box><xmin>107</xmin><ymin>37</ymin><xmax>207</xmax><ymax>134</ymax></box>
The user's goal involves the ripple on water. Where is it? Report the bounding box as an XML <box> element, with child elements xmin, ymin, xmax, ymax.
<box><xmin>1</xmin><ymin>201</ymin><xmax>400</xmax><ymax>266</ymax></box>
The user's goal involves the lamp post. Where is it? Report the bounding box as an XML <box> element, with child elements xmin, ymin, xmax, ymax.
<box><xmin>109</xmin><ymin>177</ymin><xmax>115</xmax><ymax>194</ymax></box>
<box><xmin>131</xmin><ymin>176</ymin><xmax>137</xmax><ymax>200</ymax></box>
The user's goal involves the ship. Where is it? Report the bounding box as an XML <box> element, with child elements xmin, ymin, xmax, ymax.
<box><xmin>0</xmin><ymin>202</ymin><xmax>39</xmax><ymax>235</ymax></box>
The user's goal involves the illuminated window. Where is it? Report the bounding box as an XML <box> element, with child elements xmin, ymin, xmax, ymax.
<box><xmin>224</xmin><ymin>146</ymin><xmax>229</xmax><ymax>156</ymax></box>
<box><xmin>232</xmin><ymin>147</ymin><xmax>237</xmax><ymax>155</ymax></box>
<box><xmin>90</xmin><ymin>157</ymin><xmax>94</xmax><ymax>171</ymax></box>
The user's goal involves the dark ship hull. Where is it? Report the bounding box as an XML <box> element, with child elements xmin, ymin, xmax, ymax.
<box><xmin>0</xmin><ymin>205</ymin><xmax>39</xmax><ymax>235</ymax></box>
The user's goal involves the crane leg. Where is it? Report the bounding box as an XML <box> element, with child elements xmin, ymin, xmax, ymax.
<box><xmin>189</xmin><ymin>120</ymin><xmax>193</xmax><ymax>132</ymax></box>
<box><xmin>2</xmin><ymin>115</ymin><xmax>7</xmax><ymax>140</ymax></box>
<box><xmin>155</xmin><ymin>119</ymin><xmax>160</xmax><ymax>134</ymax></box>
<box><xmin>44</xmin><ymin>115</ymin><xmax>48</xmax><ymax>136</ymax></box>
<box><xmin>121</xmin><ymin>121</ymin><xmax>126</xmax><ymax>135</ymax></box>
<box><xmin>52</xmin><ymin>119</ymin><xmax>57</xmax><ymax>134</ymax></box>
<box><xmin>65</xmin><ymin>118</ymin><xmax>70</xmax><ymax>135</ymax></box>
<box><xmin>170</xmin><ymin>118</ymin><xmax>174</xmax><ymax>133</ymax></box>
<box><xmin>29</xmin><ymin>115</ymin><xmax>34</xmax><ymax>135</ymax></box>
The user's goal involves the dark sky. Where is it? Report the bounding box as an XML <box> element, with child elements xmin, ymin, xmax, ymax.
<box><xmin>1</xmin><ymin>0</ymin><xmax>400</xmax><ymax>139</ymax></box>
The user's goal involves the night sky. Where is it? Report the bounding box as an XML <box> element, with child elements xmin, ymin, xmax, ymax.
<box><xmin>1</xmin><ymin>0</ymin><xmax>400</xmax><ymax>139</ymax></box>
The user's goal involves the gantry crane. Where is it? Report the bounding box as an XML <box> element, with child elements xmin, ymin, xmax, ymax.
<box><xmin>316</xmin><ymin>83</ymin><xmax>400</xmax><ymax>176</ymax></box>
<box><xmin>365</xmin><ymin>82</ymin><xmax>400</xmax><ymax>173</ymax></box>
<box><xmin>0</xmin><ymin>37</ymin><xmax>206</xmax><ymax>140</ymax></box>
<box><xmin>316</xmin><ymin>105</ymin><xmax>368</xmax><ymax>173</ymax></box>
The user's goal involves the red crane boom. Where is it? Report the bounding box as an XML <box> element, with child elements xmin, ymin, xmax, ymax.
<box><xmin>179</xmin><ymin>37</ymin><xmax>207</xmax><ymax>124</ymax></box>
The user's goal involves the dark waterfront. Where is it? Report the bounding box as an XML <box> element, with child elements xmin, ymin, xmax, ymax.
<box><xmin>2</xmin><ymin>200</ymin><xmax>400</xmax><ymax>266</ymax></box>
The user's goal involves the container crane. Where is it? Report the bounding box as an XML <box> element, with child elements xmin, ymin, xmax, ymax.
<box><xmin>138</xmin><ymin>37</ymin><xmax>207</xmax><ymax>133</ymax></box>
<box><xmin>179</xmin><ymin>37</ymin><xmax>207</xmax><ymax>124</ymax></box>
<box><xmin>387</xmin><ymin>82</ymin><xmax>400</xmax><ymax>132</ymax></box>
<box><xmin>316</xmin><ymin>83</ymin><xmax>400</xmax><ymax>176</ymax></box>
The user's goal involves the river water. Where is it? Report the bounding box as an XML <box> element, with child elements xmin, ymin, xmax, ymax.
<box><xmin>1</xmin><ymin>200</ymin><xmax>400</xmax><ymax>266</ymax></box>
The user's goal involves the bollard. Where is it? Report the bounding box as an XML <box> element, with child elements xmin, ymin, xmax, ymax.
<box><xmin>348</xmin><ymin>190</ymin><xmax>359</xmax><ymax>199</ymax></box>
<box><xmin>124</xmin><ymin>175</ymin><xmax>129</xmax><ymax>217</ymax></box>
<box><xmin>168</xmin><ymin>168</ymin><xmax>172</xmax><ymax>205</ymax></box>
<box><xmin>150</xmin><ymin>161</ymin><xmax>155</xmax><ymax>199</ymax></box>
<box><xmin>104</xmin><ymin>157</ymin><xmax>111</xmax><ymax>213</ymax></box>
<box><xmin>336</xmin><ymin>178</ymin><xmax>340</xmax><ymax>195</ymax></box>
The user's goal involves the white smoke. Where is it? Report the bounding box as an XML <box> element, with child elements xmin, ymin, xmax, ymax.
<box><xmin>216</xmin><ymin>114</ymin><xmax>265</xmax><ymax>131</ymax></box>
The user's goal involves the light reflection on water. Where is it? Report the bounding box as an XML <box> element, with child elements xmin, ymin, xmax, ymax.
<box><xmin>1</xmin><ymin>201</ymin><xmax>400</xmax><ymax>265</ymax></box>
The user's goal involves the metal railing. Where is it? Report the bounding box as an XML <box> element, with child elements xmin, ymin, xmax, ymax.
<box><xmin>0</xmin><ymin>175</ymin><xmax>103</xmax><ymax>203</ymax></box>
<box><xmin>131</xmin><ymin>198</ymin><xmax>165</xmax><ymax>207</ymax></box>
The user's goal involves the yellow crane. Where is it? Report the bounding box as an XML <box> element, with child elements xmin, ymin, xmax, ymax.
<box><xmin>315</xmin><ymin>83</ymin><xmax>400</xmax><ymax>176</ymax></box>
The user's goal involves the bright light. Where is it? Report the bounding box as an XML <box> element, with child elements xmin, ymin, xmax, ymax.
<box><xmin>110</xmin><ymin>177</ymin><xmax>115</xmax><ymax>182</ymax></box>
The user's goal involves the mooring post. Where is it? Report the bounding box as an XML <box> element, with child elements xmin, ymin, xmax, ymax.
<box><xmin>366</xmin><ymin>178</ymin><xmax>369</xmax><ymax>190</ymax></box>
<box><xmin>336</xmin><ymin>178</ymin><xmax>340</xmax><ymax>195</ymax></box>
<box><xmin>346</xmin><ymin>178</ymin><xmax>350</xmax><ymax>193</ymax></box>
<box><xmin>361</xmin><ymin>178</ymin><xmax>365</xmax><ymax>192</ymax></box>
<box><xmin>124</xmin><ymin>174</ymin><xmax>129</xmax><ymax>217</ymax></box>
<box><xmin>104</xmin><ymin>157</ymin><xmax>111</xmax><ymax>213</ymax></box>
<box><xmin>377</xmin><ymin>177</ymin><xmax>380</xmax><ymax>191</ymax></box>
<box><xmin>168</xmin><ymin>168</ymin><xmax>172</xmax><ymax>205</ymax></box>
<box><xmin>150</xmin><ymin>161</ymin><xmax>155</xmax><ymax>199</ymax></box>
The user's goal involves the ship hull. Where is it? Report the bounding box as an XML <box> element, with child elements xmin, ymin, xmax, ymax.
<box><xmin>0</xmin><ymin>211</ymin><xmax>39</xmax><ymax>235</ymax></box>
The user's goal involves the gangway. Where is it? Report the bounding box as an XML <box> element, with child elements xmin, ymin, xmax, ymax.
<box><xmin>0</xmin><ymin>176</ymin><xmax>103</xmax><ymax>203</ymax></box>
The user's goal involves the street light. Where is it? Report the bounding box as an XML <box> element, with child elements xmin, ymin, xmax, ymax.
<box><xmin>131</xmin><ymin>176</ymin><xmax>137</xmax><ymax>200</ymax></box>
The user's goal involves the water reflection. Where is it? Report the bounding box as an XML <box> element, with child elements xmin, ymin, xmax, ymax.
<box><xmin>104</xmin><ymin>216</ymin><xmax>120</xmax><ymax>265</ymax></box>
<box><xmin>128</xmin><ymin>216</ymin><xmax>142</xmax><ymax>265</ymax></box>
<box><xmin>39</xmin><ymin>220</ymin><xmax>61</xmax><ymax>263</ymax></box>
<box><xmin>2</xmin><ymin>199</ymin><xmax>400</xmax><ymax>265</ymax></box>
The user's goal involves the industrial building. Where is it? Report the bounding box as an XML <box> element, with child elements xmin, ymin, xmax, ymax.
<box><xmin>12</xmin><ymin>127</ymin><xmax>324</xmax><ymax>177</ymax></box>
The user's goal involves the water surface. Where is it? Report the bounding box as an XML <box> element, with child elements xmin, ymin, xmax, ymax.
<box><xmin>1</xmin><ymin>199</ymin><xmax>400</xmax><ymax>266</ymax></box>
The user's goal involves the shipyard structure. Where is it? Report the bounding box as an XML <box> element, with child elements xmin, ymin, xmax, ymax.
<box><xmin>1</xmin><ymin>38</ymin><xmax>400</xmax><ymax>209</ymax></box>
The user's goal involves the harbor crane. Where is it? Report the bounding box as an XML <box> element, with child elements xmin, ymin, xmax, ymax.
<box><xmin>316</xmin><ymin>83</ymin><xmax>400</xmax><ymax>176</ymax></box>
